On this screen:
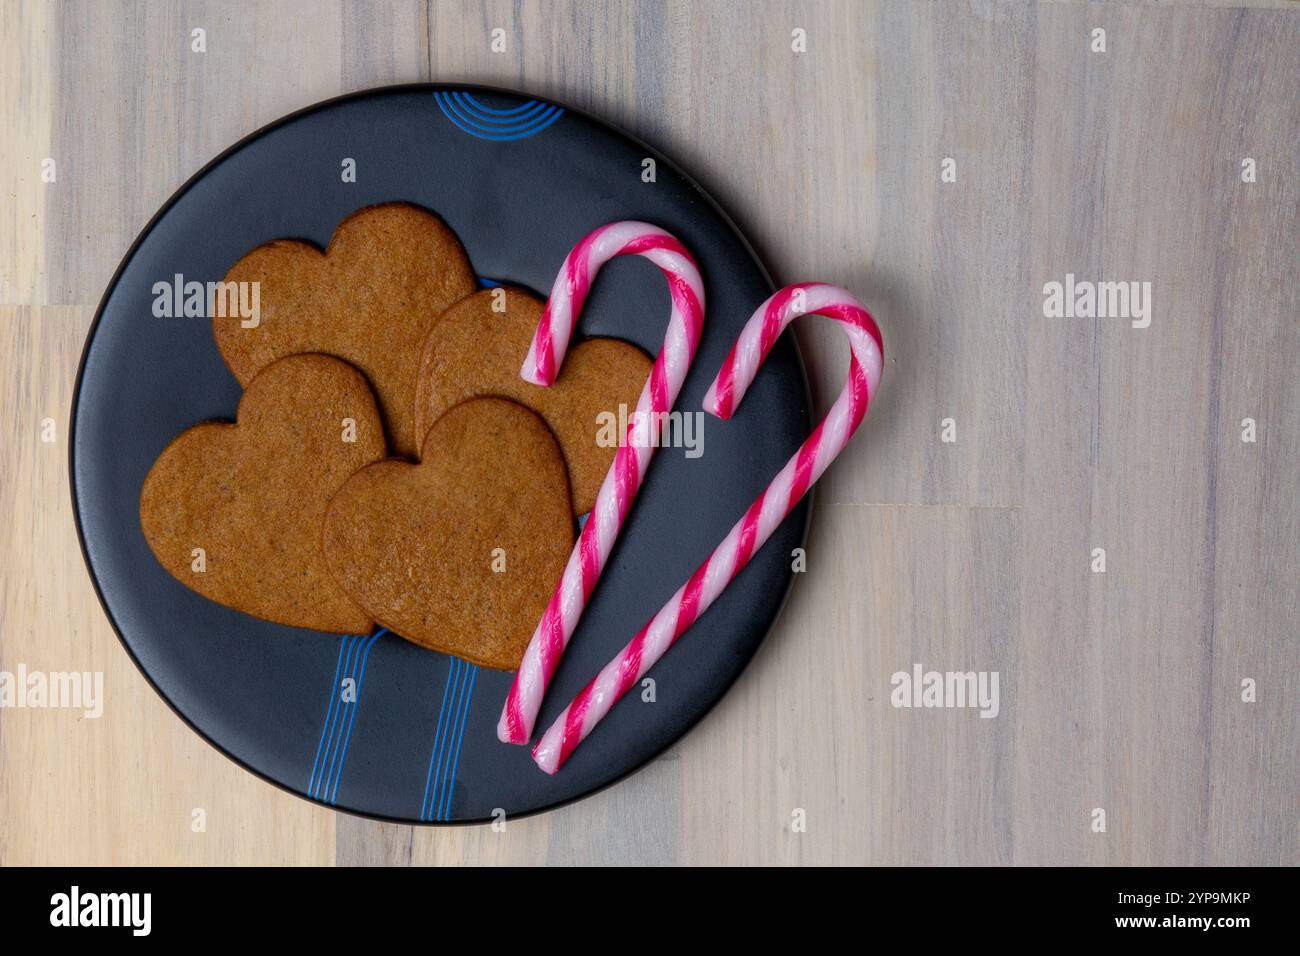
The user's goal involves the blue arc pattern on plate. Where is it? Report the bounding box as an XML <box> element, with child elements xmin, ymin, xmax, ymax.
<box><xmin>434</xmin><ymin>90</ymin><xmax>564</xmax><ymax>141</ymax></box>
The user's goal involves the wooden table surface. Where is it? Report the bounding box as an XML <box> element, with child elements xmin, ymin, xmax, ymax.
<box><xmin>1</xmin><ymin>0</ymin><xmax>1295</xmax><ymax>866</ymax></box>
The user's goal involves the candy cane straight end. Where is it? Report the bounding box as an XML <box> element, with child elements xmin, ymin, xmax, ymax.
<box><xmin>519</xmin><ymin>363</ymin><xmax>551</xmax><ymax>388</ymax></box>
<box><xmin>701</xmin><ymin>380</ymin><xmax>732</xmax><ymax>421</ymax></box>
<box><xmin>519</xmin><ymin>343</ymin><xmax>555</xmax><ymax>388</ymax></box>
<box><xmin>531</xmin><ymin>736</ymin><xmax>563</xmax><ymax>775</ymax></box>
<box><xmin>496</xmin><ymin>709</ymin><xmax>527</xmax><ymax>745</ymax></box>
<box><xmin>532</xmin><ymin>751</ymin><xmax>560</xmax><ymax>776</ymax></box>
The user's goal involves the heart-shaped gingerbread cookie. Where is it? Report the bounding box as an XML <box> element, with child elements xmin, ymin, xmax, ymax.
<box><xmin>140</xmin><ymin>354</ymin><xmax>387</xmax><ymax>633</ymax></box>
<box><xmin>413</xmin><ymin>287</ymin><xmax>651</xmax><ymax>515</ymax></box>
<box><xmin>215</xmin><ymin>203</ymin><xmax>477</xmax><ymax>458</ymax></box>
<box><xmin>323</xmin><ymin>397</ymin><xmax>574</xmax><ymax>671</ymax></box>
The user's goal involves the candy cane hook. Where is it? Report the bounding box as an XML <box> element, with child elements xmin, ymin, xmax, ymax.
<box><xmin>498</xmin><ymin>221</ymin><xmax>706</xmax><ymax>744</ymax></box>
<box><xmin>532</xmin><ymin>283</ymin><xmax>883</xmax><ymax>772</ymax></box>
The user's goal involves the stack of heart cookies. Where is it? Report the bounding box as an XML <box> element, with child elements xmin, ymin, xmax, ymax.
<box><xmin>139</xmin><ymin>203</ymin><xmax>650</xmax><ymax>670</ymax></box>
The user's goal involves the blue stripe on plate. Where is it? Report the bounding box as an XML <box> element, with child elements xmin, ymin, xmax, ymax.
<box><xmin>427</xmin><ymin>660</ymin><xmax>471</xmax><ymax>819</ymax></box>
<box><xmin>324</xmin><ymin>629</ymin><xmax>385</xmax><ymax>804</ymax></box>
<box><xmin>437</xmin><ymin>665</ymin><xmax>478</xmax><ymax>820</ymax></box>
<box><xmin>313</xmin><ymin>634</ymin><xmax>365</xmax><ymax>799</ymax></box>
<box><xmin>309</xmin><ymin>634</ymin><xmax>361</xmax><ymax>801</ymax></box>
<box><xmin>419</xmin><ymin>657</ymin><xmax>460</xmax><ymax>820</ymax></box>
<box><xmin>307</xmin><ymin>634</ymin><xmax>352</xmax><ymax>794</ymax></box>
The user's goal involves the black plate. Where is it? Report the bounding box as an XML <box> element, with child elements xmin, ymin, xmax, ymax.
<box><xmin>71</xmin><ymin>84</ymin><xmax>810</xmax><ymax>823</ymax></box>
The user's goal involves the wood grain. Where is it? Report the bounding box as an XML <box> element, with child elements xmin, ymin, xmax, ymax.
<box><xmin>0</xmin><ymin>0</ymin><xmax>1294</xmax><ymax>865</ymax></box>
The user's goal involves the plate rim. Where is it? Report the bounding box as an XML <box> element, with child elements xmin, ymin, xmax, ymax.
<box><xmin>68</xmin><ymin>80</ymin><xmax>815</xmax><ymax>826</ymax></box>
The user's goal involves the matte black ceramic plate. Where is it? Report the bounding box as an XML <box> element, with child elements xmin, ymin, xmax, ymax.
<box><xmin>72</xmin><ymin>84</ymin><xmax>810</xmax><ymax>823</ymax></box>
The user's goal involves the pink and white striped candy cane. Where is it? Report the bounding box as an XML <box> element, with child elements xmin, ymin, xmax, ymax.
<box><xmin>498</xmin><ymin>221</ymin><xmax>706</xmax><ymax>744</ymax></box>
<box><xmin>532</xmin><ymin>283</ymin><xmax>884</xmax><ymax>773</ymax></box>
